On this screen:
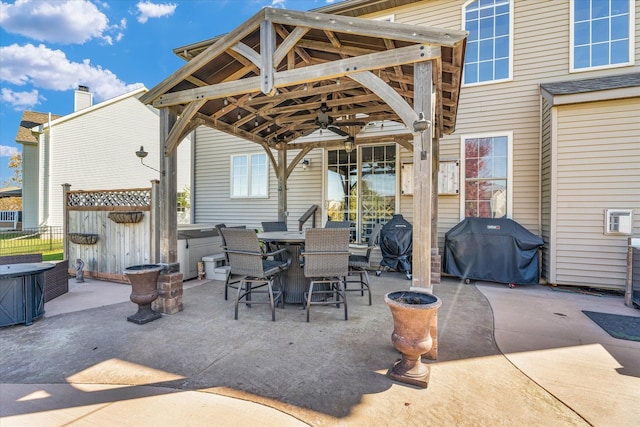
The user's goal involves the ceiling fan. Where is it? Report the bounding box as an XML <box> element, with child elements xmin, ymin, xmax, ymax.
<box><xmin>309</xmin><ymin>103</ymin><xmax>365</xmax><ymax>137</ymax></box>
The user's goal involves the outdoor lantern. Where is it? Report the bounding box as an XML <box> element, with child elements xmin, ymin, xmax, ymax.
<box><xmin>135</xmin><ymin>145</ymin><xmax>163</xmax><ymax>175</ymax></box>
<box><xmin>135</xmin><ymin>146</ymin><xmax>148</xmax><ymax>159</ymax></box>
<box><xmin>344</xmin><ymin>137</ymin><xmax>354</xmax><ymax>153</ymax></box>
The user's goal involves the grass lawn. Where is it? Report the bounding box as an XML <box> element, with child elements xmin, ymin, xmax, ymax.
<box><xmin>0</xmin><ymin>231</ymin><xmax>64</xmax><ymax>259</ymax></box>
<box><xmin>42</xmin><ymin>252</ymin><xmax>64</xmax><ymax>261</ymax></box>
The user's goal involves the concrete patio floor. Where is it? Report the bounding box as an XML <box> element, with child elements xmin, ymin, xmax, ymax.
<box><xmin>1</xmin><ymin>273</ymin><xmax>639</xmax><ymax>426</ymax></box>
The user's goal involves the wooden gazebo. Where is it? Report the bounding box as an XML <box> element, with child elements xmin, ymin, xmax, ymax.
<box><xmin>140</xmin><ymin>6</ymin><xmax>466</xmax><ymax>290</ymax></box>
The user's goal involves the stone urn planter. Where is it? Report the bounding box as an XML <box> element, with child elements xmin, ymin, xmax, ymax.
<box><xmin>384</xmin><ymin>290</ymin><xmax>442</xmax><ymax>388</ymax></box>
<box><xmin>123</xmin><ymin>264</ymin><xmax>164</xmax><ymax>324</ymax></box>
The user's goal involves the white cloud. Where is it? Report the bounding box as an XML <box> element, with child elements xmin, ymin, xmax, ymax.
<box><xmin>0</xmin><ymin>88</ymin><xmax>43</xmax><ymax>110</ymax></box>
<box><xmin>136</xmin><ymin>1</ymin><xmax>177</xmax><ymax>24</ymax></box>
<box><xmin>0</xmin><ymin>44</ymin><xmax>143</xmax><ymax>104</ymax></box>
<box><xmin>0</xmin><ymin>146</ymin><xmax>20</xmax><ymax>157</ymax></box>
<box><xmin>0</xmin><ymin>0</ymin><xmax>117</xmax><ymax>44</ymax></box>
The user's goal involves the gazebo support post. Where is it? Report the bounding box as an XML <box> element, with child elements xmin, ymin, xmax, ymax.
<box><xmin>411</xmin><ymin>61</ymin><xmax>437</xmax><ymax>360</ymax></box>
<box><xmin>277</xmin><ymin>147</ymin><xmax>288</xmax><ymax>222</ymax></box>
<box><xmin>154</xmin><ymin>107</ymin><xmax>184</xmax><ymax>315</ymax></box>
<box><xmin>411</xmin><ymin>61</ymin><xmax>433</xmax><ymax>292</ymax></box>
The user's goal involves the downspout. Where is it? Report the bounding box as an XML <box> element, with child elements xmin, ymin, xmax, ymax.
<box><xmin>40</xmin><ymin>112</ymin><xmax>52</xmax><ymax>227</ymax></box>
<box><xmin>537</xmin><ymin>86</ymin><xmax>542</xmax><ymax>234</ymax></box>
<box><xmin>537</xmin><ymin>86</ymin><xmax>544</xmax><ymax>284</ymax></box>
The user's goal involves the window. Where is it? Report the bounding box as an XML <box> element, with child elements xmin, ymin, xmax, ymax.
<box><xmin>460</xmin><ymin>133</ymin><xmax>512</xmax><ymax>219</ymax></box>
<box><xmin>230</xmin><ymin>153</ymin><xmax>268</xmax><ymax>197</ymax></box>
<box><xmin>604</xmin><ymin>209</ymin><xmax>633</xmax><ymax>235</ymax></box>
<box><xmin>463</xmin><ymin>0</ymin><xmax>512</xmax><ymax>85</ymax></box>
<box><xmin>326</xmin><ymin>144</ymin><xmax>397</xmax><ymax>242</ymax></box>
<box><xmin>571</xmin><ymin>0</ymin><xmax>633</xmax><ymax>71</ymax></box>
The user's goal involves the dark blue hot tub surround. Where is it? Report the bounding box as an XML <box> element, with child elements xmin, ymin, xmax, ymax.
<box><xmin>0</xmin><ymin>263</ymin><xmax>56</xmax><ymax>327</ymax></box>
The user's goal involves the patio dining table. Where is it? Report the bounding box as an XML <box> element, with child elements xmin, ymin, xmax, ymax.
<box><xmin>257</xmin><ymin>231</ymin><xmax>308</xmax><ymax>303</ymax></box>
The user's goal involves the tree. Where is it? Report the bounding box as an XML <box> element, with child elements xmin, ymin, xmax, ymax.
<box><xmin>3</xmin><ymin>152</ymin><xmax>22</xmax><ymax>187</ymax></box>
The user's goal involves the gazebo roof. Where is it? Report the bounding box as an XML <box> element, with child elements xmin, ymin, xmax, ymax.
<box><xmin>140</xmin><ymin>7</ymin><xmax>466</xmax><ymax>153</ymax></box>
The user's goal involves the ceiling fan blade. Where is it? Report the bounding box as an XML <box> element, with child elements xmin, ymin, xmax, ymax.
<box><xmin>327</xmin><ymin>126</ymin><xmax>349</xmax><ymax>137</ymax></box>
<box><xmin>334</xmin><ymin>120</ymin><xmax>366</xmax><ymax>126</ymax></box>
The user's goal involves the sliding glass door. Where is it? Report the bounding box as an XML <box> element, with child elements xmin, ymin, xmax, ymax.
<box><xmin>326</xmin><ymin>144</ymin><xmax>397</xmax><ymax>242</ymax></box>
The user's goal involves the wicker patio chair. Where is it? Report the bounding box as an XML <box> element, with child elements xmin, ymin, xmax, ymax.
<box><xmin>215</xmin><ymin>224</ymin><xmax>245</xmax><ymax>300</ymax></box>
<box><xmin>260</xmin><ymin>221</ymin><xmax>288</xmax><ymax>255</ymax></box>
<box><xmin>346</xmin><ymin>223</ymin><xmax>382</xmax><ymax>306</ymax></box>
<box><xmin>324</xmin><ymin>220</ymin><xmax>352</xmax><ymax>228</ymax></box>
<box><xmin>221</xmin><ymin>228</ymin><xmax>290</xmax><ymax>321</ymax></box>
<box><xmin>261</xmin><ymin>221</ymin><xmax>288</xmax><ymax>232</ymax></box>
<box><xmin>301</xmin><ymin>228</ymin><xmax>350</xmax><ymax>322</ymax></box>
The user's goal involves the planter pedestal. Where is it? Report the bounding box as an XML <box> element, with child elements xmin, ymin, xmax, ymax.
<box><xmin>124</xmin><ymin>264</ymin><xmax>163</xmax><ymax>324</ymax></box>
<box><xmin>384</xmin><ymin>290</ymin><xmax>442</xmax><ymax>388</ymax></box>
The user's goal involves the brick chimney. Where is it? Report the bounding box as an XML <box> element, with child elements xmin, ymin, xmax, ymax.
<box><xmin>74</xmin><ymin>85</ymin><xmax>93</xmax><ymax>112</ymax></box>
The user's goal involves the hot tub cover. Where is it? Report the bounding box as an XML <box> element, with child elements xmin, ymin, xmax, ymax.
<box><xmin>444</xmin><ymin>217</ymin><xmax>544</xmax><ymax>285</ymax></box>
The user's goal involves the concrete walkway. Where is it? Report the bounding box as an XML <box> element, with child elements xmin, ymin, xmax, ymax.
<box><xmin>1</xmin><ymin>274</ymin><xmax>639</xmax><ymax>426</ymax></box>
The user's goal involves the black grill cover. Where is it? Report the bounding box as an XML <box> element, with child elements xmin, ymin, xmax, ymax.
<box><xmin>379</xmin><ymin>214</ymin><xmax>413</xmax><ymax>272</ymax></box>
<box><xmin>444</xmin><ymin>217</ymin><xmax>543</xmax><ymax>285</ymax></box>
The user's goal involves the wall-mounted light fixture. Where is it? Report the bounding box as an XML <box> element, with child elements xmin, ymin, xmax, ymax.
<box><xmin>301</xmin><ymin>159</ymin><xmax>311</xmax><ymax>170</ymax></box>
<box><xmin>344</xmin><ymin>136</ymin><xmax>354</xmax><ymax>153</ymax></box>
<box><xmin>135</xmin><ymin>145</ymin><xmax>164</xmax><ymax>175</ymax></box>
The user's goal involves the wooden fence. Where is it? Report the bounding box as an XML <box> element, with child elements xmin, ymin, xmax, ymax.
<box><xmin>65</xmin><ymin>184</ymin><xmax>158</xmax><ymax>282</ymax></box>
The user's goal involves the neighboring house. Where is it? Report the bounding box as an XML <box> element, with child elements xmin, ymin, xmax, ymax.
<box><xmin>0</xmin><ymin>186</ymin><xmax>22</xmax><ymax>230</ymax></box>
<box><xmin>17</xmin><ymin>86</ymin><xmax>192</xmax><ymax>229</ymax></box>
<box><xmin>164</xmin><ymin>0</ymin><xmax>638</xmax><ymax>291</ymax></box>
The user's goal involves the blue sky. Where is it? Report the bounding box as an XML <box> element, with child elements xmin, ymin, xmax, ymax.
<box><xmin>0</xmin><ymin>0</ymin><xmax>334</xmax><ymax>186</ymax></box>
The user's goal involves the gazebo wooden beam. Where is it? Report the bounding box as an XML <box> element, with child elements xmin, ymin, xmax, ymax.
<box><xmin>140</xmin><ymin>9</ymin><xmax>264</xmax><ymax>104</ymax></box>
<box><xmin>152</xmin><ymin>44</ymin><xmax>439</xmax><ymax>108</ymax></box>
<box><xmin>265</xmin><ymin>8</ymin><xmax>465</xmax><ymax>47</ymax></box>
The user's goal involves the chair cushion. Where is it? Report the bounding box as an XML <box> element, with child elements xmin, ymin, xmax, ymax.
<box><xmin>349</xmin><ymin>254</ymin><xmax>369</xmax><ymax>267</ymax></box>
<box><xmin>263</xmin><ymin>259</ymin><xmax>286</xmax><ymax>276</ymax></box>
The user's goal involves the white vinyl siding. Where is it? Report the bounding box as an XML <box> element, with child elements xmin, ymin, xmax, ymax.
<box><xmin>552</xmin><ymin>98</ymin><xmax>640</xmax><ymax>289</ymax></box>
<box><xmin>21</xmin><ymin>144</ymin><xmax>39</xmax><ymax>228</ymax></box>
<box><xmin>40</xmin><ymin>92</ymin><xmax>192</xmax><ymax>227</ymax></box>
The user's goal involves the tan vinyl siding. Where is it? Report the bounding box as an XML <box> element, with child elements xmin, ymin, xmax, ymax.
<box><xmin>554</xmin><ymin>98</ymin><xmax>640</xmax><ymax>289</ymax></box>
<box><xmin>285</xmin><ymin>149</ymin><xmax>324</xmax><ymax>230</ymax></box>
<box><xmin>377</xmin><ymin>0</ymin><xmax>463</xmax><ymax>29</ymax></box>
